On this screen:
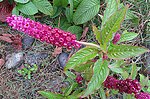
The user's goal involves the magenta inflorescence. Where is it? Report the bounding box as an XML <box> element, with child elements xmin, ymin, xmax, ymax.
<box><xmin>135</xmin><ymin>92</ymin><xmax>150</xmax><ymax>99</ymax></box>
<box><xmin>76</xmin><ymin>75</ymin><xmax>83</xmax><ymax>84</ymax></box>
<box><xmin>116</xmin><ymin>79</ymin><xmax>141</xmax><ymax>94</ymax></box>
<box><xmin>112</xmin><ymin>33</ymin><xmax>121</xmax><ymax>44</ymax></box>
<box><xmin>104</xmin><ymin>76</ymin><xmax>119</xmax><ymax>90</ymax></box>
<box><xmin>6</xmin><ymin>15</ymin><xmax>81</xmax><ymax>49</ymax></box>
<box><xmin>104</xmin><ymin>76</ymin><xmax>141</xmax><ymax>94</ymax></box>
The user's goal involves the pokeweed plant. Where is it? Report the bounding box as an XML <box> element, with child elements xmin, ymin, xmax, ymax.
<box><xmin>38</xmin><ymin>2</ymin><xmax>149</xmax><ymax>99</ymax></box>
<box><xmin>5</xmin><ymin>0</ymin><xmax>150</xmax><ymax>99</ymax></box>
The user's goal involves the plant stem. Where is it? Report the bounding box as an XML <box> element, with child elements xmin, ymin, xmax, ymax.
<box><xmin>76</xmin><ymin>41</ymin><xmax>100</xmax><ymax>49</ymax></box>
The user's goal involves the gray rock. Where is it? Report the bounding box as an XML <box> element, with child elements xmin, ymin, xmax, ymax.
<box><xmin>58</xmin><ymin>52</ymin><xmax>69</xmax><ymax>68</ymax></box>
<box><xmin>22</xmin><ymin>36</ymin><xmax>35</xmax><ymax>50</ymax></box>
<box><xmin>25</xmin><ymin>53</ymin><xmax>48</xmax><ymax>65</ymax></box>
<box><xmin>5</xmin><ymin>52</ymin><xmax>24</xmax><ymax>69</ymax></box>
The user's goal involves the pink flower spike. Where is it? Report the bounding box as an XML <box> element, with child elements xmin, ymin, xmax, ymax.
<box><xmin>6</xmin><ymin>15</ymin><xmax>81</xmax><ymax>49</ymax></box>
<box><xmin>135</xmin><ymin>92</ymin><xmax>150</xmax><ymax>99</ymax></box>
<box><xmin>112</xmin><ymin>33</ymin><xmax>121</xmax><ymax>44</ymax></box>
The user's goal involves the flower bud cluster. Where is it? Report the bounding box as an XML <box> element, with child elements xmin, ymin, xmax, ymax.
<box><xmin>135</xmin><ymin>92</ymin><xmax>150</xmax><ymax>99</ymax></box>
<box><xmin>76</xmin><ymin>75</ymin><xmax>83</xmax><ymax>84</ymax></box>
<box><xmin>104</xmin><ymin>76</ymin><xmax>141</xmax><ymax>94</ymax></box>
<box><xmin>6</xmin><ymin>15</ymin><xmax>80</xmax><ymax>49</ymax></box>
<box><xmin>112</xmin><ymin>33</ymin><xmax>121</xmax><ymax>44</ymax></box>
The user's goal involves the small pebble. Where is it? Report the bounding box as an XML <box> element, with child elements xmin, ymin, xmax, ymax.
<box><xmin>25</xmin><ymin>53</ymin><xmax>48</xmax><ymax>65</ymax></box>
<box><xmin>22</xmin><ymin>36</ymin><xmax>35</xmax><ymax>50</ymax></box>
<box><xmin>5</xmin><ymin>52</ymin><xmax>24</xmax><ymax>69</ymax></box>
<box><xmin>58</xmin><ymin>52</ymin><xmax>69</xmax><ymax>68</ymax></box>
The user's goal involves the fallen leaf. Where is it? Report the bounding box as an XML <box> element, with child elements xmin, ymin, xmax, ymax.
<box><xmin>52</xmin><ymin>47</ymin><xmax>62</xmax><ymax>57</ymax></box>
<box><xmin>0</xmin><ymin>58</ymin><xmax>5</xmax><ymax>68</ymax></box>
<box><xmin>11</xmin><ymin>34</ymin><xmax>22</xmax><ymax>50</ymax></box>
<box><xmin>1</xmin><ymin>33</ymin><xmax>13</xmax><ymax>37</ymax></box>
<box><xmin>80</xmin><ymin>27</ymin><xmax>89</xmax><ymax>40</ymax></box>
<box><xmin>0</xmin><ymin>35</ymin><xmax>13</xmax><ymax>43</ymax></box>
<box><xmin>0</xmin><ymin>0</ymin><xmax>15</xmax><ymax>22</ymax></box>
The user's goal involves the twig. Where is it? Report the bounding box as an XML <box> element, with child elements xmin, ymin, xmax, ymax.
<box><xmin>76</xmin><ymin>41</ymin><xmax>100</xmax><ymax>49</ymax></box>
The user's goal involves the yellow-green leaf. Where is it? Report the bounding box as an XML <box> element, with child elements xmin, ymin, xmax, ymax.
<box><xmin>82</xmin><ymin>59</ymin><xmax>109</xmax><ymax>97</ymax></box>
<box><xmin>64</xmin><ymin>47</ymin><xmax>99</xmax><ymax>71</ymax></box>
<box><xmin>108</xmin><ymin>44</ymin><xmax>149</xmax><ymax>59</ymax></box>
<box><xmin>101</xmin><ymin>6</ymin><xmax>127</xmax><ymax>51</ymax></box>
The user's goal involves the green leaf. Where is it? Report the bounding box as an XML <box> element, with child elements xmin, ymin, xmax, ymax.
<box><xmin>110</xmin><ymin>67</ymin><xmax>124</xmax><ymax>73</ymax></box>
<box><xmin>38</xmin><ymin>91</ymin><xmax>64</xmax><ymax>99</ymax></box>
<box><xmin>14</xmin><ymin>0</ymin><xmax>29</xmax><ymax>3</ymax></box>
<box><xmin>83</xmin><ymin>66</ymin><xmax>93</xmax><ymax>81</ymax></box>
<box><xmin>64</xmin><ymin>83</ymin><xmax>78</xmax><ymax>96</ymax></box>
<box><xmin>51</xmin><ymin>6</ymin><xmax>62</xmax><ymax>18</ymax></box>
<box><xmin>92</xmin><ymin>25</ymin><xmax>102</xmax><ymax>45</ymax></box>
<box><xmin>67</xmin><ymin>25</ymin><xmax>82</xmax><ymax>40</ymax></box>
<box><xmin>126</xmin><ymin>10</ymin><xmax>139</xmax><ymax>25</ymax></box>
<box><xmin>64</xmin><ymin>47</ymin><xmax>99</xmax><ymax>71</ymax></box>
<box><xmin>0</xmin><ymin>0</ymin><xmax>3</xmax><ymax>2</ymax></box>
<box><xmin>109</xmin><ymin>60</ymin><xmax>124</xmax><ymax>73</ymax></box>
<box><xmin>101</xmin><ymin>6</ymin><xmax>127</xmax><ymax>51</ymax></box>
<box><xmin>12</xmin><ymin>7</ymin><xmax>19</xmax><ymax>15</ymax></box>
<box><xmin>65</xmin><ymin>71</ymin><xmax>76</xmax><ymax>79</ymax></box>
<box><xmin>32</xmin><ymin>0</ymin><xmax>53</xmax><ymax>16</ymax></box>
<box><xmin>82</xmin><ymin>59</ymin><xmax>109</xmax><ymax>97</ymax></box>
<box><xmin>108</xmin><ymin>44</ymin><xmax>148</xmax><ymax>59</ymax></box>
<box><xmin>102</xmin><ymin>0</ymin><xmax>119</xmax><ymax>26</ymax></box>
<box><xmin>121</xmin><ymin>71</ymin><xmax>129</xmax><ymax>79</ymax></box>
<box><xmin>65</xmin><ymin>0</ymin><xmax>74</xmax><ymax>22</ymax></box>
<box><xmin>20</xmin><ymin>13</ymin><xmax>35</xmax><ymax>20</ymax></box>
<box><xmin>55</xmin><ymin>17</ymin><xmax>71</xmax><ymax>30</ymax></box>
<box><xmin>99</xmin><ymin>87</ymin><xmax>106</xmax><ymax>99</ymax></box>
<box><xmin>139</xmin><ymin>74</ymin><xmax>148</xmax><ymax>87</ymax></box>
<box><xmin>118</xmin><ymin>30</ymin><xmax>138</xmax><ymax>43</ymax></box>
<box><xmin>16</xmin><ymin>1</ymin><xmax>38</xmax><ymax>15</ymax></box>
<box><xmin>53</xmin><ymin>0</ymin><xmax>68</xmax><ymax>7</ymax></box>
<box><xmin>27</xmin><ymin>71</ymin><xmax>31</xmax><ymax>79</ymax></box>
<box><xmin>65</xmin><ymin>95</ymin><xmax>79</xmax><ymax>99</ymax></box>
<box><xmin>73</xmin><ymin>0</ymin><xmax>82</xmax><ymax>9</ymax></box>
<box><xmin>73</xmin><ymin>0</ymin><xmax>100</xmax><ymax>25</ymax></box>
<box><xmin>74</xmin><ymin>60</ymin><xmax>94</xmax><ymax>72</ymax></box>
<box><xmin>130</xmin><ymin>64</ymin><xmax>137</xmax><ymax>79</ymax></box>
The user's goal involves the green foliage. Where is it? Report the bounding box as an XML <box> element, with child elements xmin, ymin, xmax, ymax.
<box><xmin>109</xmin><ymin>60</ymin><xmax>125</xmax><ymax>73</ymax></box>
<box><xmin>32</xmin><ymin>0</ymin><xmax>53</xmax><ymax>16</ymax></box>
<box><xmin>64</xmin><ymin>47</ymin><xmax>99</xmax><ymax>71</ymax></box>
<box><xmin>7</xmin><ymin>0</ymin><xmax>149</xmax><ymax>98</ymax></box>
<box><xmin>92</xmin><ymin>25</ymin><xmax>102</xmax><ymax>45</ymax></box>
<box><xmin>14</xmin><ymin>0</ymin><xmax>29</xmax><ymax>3</ymax></box>
<box><xmin>82</xmin><ymin>59</ymin><xmax>109</xmax><ymax>97</ymax></box>
<box><xmin>53</xmin><ymin>0</ymin><xmax>68</xmax><ymax>7</ymax></box>
<box><xmin>102</xmin><ymin>0</ymin><xmax>119</xmax><ymax>26</ymax></box>
<box><xmin>65</xmin><ymin>0</ymin><xmax>73</xmax><ymax>22</ymax></box>
<box><xmin>101</xmin><ymin>6</ymin><xmax>127</xmax><ymax>51</ymax></box>
<box><xmin>12</xmin><ymin>7</ymin><xmax>19</xmax><ymax>15</ymax></box>
<box><xmin>67</xmin><ymin>25</ymin><xmax>82</xmax><ymax>40</ymax></box>
<box><xmin>126</xmin><ymin>10</ymin><xmax>139</xmax><ymax>25</ymax></box>
<box><xmin>16</xmin><ymin>1</ymin><xmax>38</xmax><ymax>15</ymax></box>
<box><xmin>118</xmin><ymin>30</ymin><xmax>138</xmax><ymax>43</ymax></box>
<box><xmin>73</xmin><ymin>0</ymin><xmax>100</xmax><ymax>25</ymax></box>
<box><xmin>38</xmin><ymin>91</ymin><xmax>64</xmax><ymax>99</ymax></box>
<box><xmin>139</xmin><ymin>74</ymin><xmax>150</xmax><ymax>93</ymax></box>
<box><xmin>83</xmin><ymin>66</ymin><xmax>93</xmax><ymax>81</ymax></box>
<box><xmin>74</xmin><ymin>60</ymin><xmax>94</xmax><ymax>73</ymax></box>
<box><xmin>108</xmin><ymin>44</ymin><xmax>148</xmax><ymax>59</ymax></box>
<box><xmin>0</xmin><ymin>0</ymin><xmax>3</xmax><ymax>2</ymax></box>
<box><xmin>18</xmin><ymin>64</ymin><xmax>38</xmax><ymax>79</ymax></box>
<box><xmin>99</xmin><ymin>87</ymin><xmax>106</xmax><ymax>99</ymax></box>
<box><xmin>130</xmin><ymin>64</ymin><xmax>137</xmax><ymax>79</ymax></box>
